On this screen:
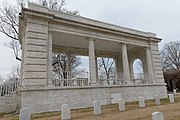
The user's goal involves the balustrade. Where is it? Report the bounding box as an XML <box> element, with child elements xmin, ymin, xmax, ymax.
<box><xmin>52</xmin><ymin>71</ymin><xmax>149</xmax><ymax>86</ymax></box>
<box><xmin>52</xmin><ymin>71</ymin><xmax>89</xmax><ymax>86</ymax></box>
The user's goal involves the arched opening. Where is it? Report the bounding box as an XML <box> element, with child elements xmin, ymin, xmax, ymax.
<box><xmin>133</xmin><ymin>59</ymin><xmax>143</xmax><ymax>74</ymax></box>
<box><xmin>132</xmin><ymin>59</ymin><xmax>146</xmax><ymax>84</ymax></box>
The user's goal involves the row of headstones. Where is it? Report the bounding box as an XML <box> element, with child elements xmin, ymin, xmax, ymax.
<box><xmin>19</xmin><ymin>94</ymin><xmax>175</xmax><ymax>120</ymax></box>
<box><xmin>138</xmin><ymin>94</ymin><xmax>174</xmax><ymax>108</ymax></box>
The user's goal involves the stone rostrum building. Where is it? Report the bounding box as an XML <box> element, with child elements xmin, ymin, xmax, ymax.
<box><xmin>18</xmin><ymin>3</ymin><xmax>167</xmax><ymax>113</ymax></box>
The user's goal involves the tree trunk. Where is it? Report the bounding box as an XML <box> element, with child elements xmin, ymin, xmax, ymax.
<box><xmin>172</xmin><ymin>80</ymin><xmax>176</xmax><ymax>89</ymax></box>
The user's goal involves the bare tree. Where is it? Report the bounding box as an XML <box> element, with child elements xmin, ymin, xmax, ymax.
<box><xmin>160</xmin><ymin>41</ymin><xmax>180</xmax><ymax>71</ymax></box>
<box><xmin>52</xmin><ymin>54</ymin><xmax>81</xmax><ymax>79</ymax></box>
<box><xmin>163</xmin><ymin>69</ymin><xmax>180</xmax><ymax>91</ymax></box>
<box><xmin>40</xmin><ymin>0</ymin><xmax>79</xmax><ymax>15</ymax></box>
<box><xmin>98</xmin><ymin>58</ymin><xmax>115</xmax><ymax>79</ymax></box>
<box><xmin>7</xmin><ymin>65</ymin><xmax>21</xmax><ymax>79</ymax></box>
<box><xmin>0</xmin><ymin>76</ymin><xmax>4</xmax><ymax>85</ymax></box>
<box><xmin>4</xmin><ymin>40</ymin><xmax>21</xmax><ymax>61</ymax></box>
<box><xmin>161</xmin><ymin>41</ymin><xmax>180</xmax><ymax>91</ymax></box>
<box><xmin>0</xmin><ymin>66</ymin><xmax>21</xmax><ymax>97</ymax></box>
<box><xmin>0</xmin><ymin>0</ymin><xmax>79</xmax><ymax>61</ymax></box>
<box><xmin>0</xmin><ymin>2</ymin><xmax>21</xmax><ymax>61</ymax></box>
<box><xmin>0</xmin><ymin>3</ymin><xmax>19</xmax><ymax>40</ymax></box>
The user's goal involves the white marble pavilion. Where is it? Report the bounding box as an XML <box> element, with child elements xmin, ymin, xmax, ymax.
<box><xmin>16</xmin><ymin>3</ymin><xmax>167</xmax><ymax>113</ymax></box>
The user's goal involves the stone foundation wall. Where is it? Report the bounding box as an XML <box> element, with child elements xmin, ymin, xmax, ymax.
<box><xmin>20</xmin><ymin>84</ymin><xmax>167</xmax><ymax>113</ymax></box>
<box><xmin>0</xmin><ymin>93</ymin><xmax>20</xmax><ymax>113</ymax></box>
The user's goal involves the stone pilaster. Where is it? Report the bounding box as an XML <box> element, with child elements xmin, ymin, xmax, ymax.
<box><xmin>149</xmin><ymin>42</ymin><xmax>164</xmax><ymax>83</ymax></box>
<box><xmin>47</xmin><ymin>31</ymin><xmax>53</xmax><ymax>85</ymax></box>
<box><xmin>145</xmin><ymin>47</ymin><xmax>155</xmax><ymax>83</ymax></box>
<box><xmin>22</xmin><ymin>17</ymin><xmax>48</xmax><ymax>86</ymax></box>
<box><xmin>122</xmin><ymin>43</ymin><xmax>131</xmax><ymax>84</ymax></box>
<box><xmin>88</xmin><ymin>38</ymin><xmax>97</xmax><ymax>85</ymax></box>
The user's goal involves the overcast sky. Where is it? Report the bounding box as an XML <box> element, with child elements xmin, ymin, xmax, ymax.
<box><xmin>0</xmin><ymin>0</ymin><xmax>180</xmax><ymax>77</ymax></box>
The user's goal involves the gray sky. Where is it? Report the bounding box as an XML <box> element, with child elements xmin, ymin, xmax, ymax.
<box><xmin>0</xmin><ymin>0</ymin><xmax>180</xmax><ymax>77</ymax></box>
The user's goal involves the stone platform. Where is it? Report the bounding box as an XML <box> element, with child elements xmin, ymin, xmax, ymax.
<box><xmin>20</xmin><ymin>84</ymin><xmax>167</xmax><ymax>113</ymax></box>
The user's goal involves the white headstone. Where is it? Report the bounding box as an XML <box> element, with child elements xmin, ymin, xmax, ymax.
<box><xmin>173</xmin><ymin>89</ymin><xmax>177</xmax><ymax>96</ymax></box>
<box><xmin>61</xmin><ymin>104</ymin><xmax>70</xmax><ymax>120</ymax></box>
<box><xmin>93</xmin><ymin>100</ymin><xmax>101</xmax><ymax>115</ymax></box>
<box><xmin>19</xmin><ymin>108</ymin><xmax>30</xmax><ymax>120</ymax></box>
<box><xmin>118</xmin><ymin>99</ymin><xmax>125</xmax><ymax>111</ymax></box>
<box><xmin>154</xmin><ymin>95</ymin><xmax>160</xmax><ymax>106</ymax></box>
<box><xmin>168</xmin><ymin>94</ymin><xmax>174</xmax><ymax>103</ymax></box>
<box><xmin>111</xmin><ymin>93</ymin><xmax>121</xmax><ymax>103</ymax></box>
<box><xmin>152</xmin><ymin>112</ymin><xmax>164</xmax><ymax>120</ymax></box>
<box><xmin>138</xmin><ymin>96</ymin><xmax>145</xmax><ymax>108</ymax></box>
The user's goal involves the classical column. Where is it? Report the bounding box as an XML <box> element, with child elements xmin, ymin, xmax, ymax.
<box><xmin>47</xmin><ymin>31</ymin><xmax>53</xmax><ymax>85</ymax></box>
<box><xmin>88</xmin><ymin>38</ymin><xmax>97</xmax><ymax>85</ymax></box>
<box><xmin>145</xmin><ymin>47</ymin><xmax>155</xmax><ymax>83</ymax></box>
<box><xmin>121</xmin><ymin>43</ymin><xmax>131</xmax><ymax>84</ymax></box>
<box><xmin>67</xmin><ymin>54</ymin><xmax>72</xmax><ymax>80</ymax></box>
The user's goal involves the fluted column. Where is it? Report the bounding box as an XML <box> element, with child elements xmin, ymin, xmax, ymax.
<box><xmin>89</xmin><ymin>38</ymin><xmax>97</xmax><ymax>85</ymax></box>
<box><xmin>122</xmin><ymin>43</ymin><xmax>131</xmax><ymax>84</ymax></box>
<box><xmin>145</xmin><ymin>47</ymin><xmax>155</xmax><ymax>83</ymax></box>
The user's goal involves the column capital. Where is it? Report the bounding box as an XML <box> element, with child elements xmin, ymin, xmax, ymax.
<box><xmin>86</xmin><ymin>37</ymin><xmax>96</xmax><ymax>41</ymax></box>
<box><xmin>121</xmin><ymin>43</ymin><xmax>126</xmax><ymax>46</ymax></box>
<box><xmin>121</xmin><ymin>43</ymin><xmax>126</xmax><ymax>45</ymax></box>
<box><xmin>145</xmin><ymin>46</ymin><xmax>150</xmax><ymax>48</ymax></box>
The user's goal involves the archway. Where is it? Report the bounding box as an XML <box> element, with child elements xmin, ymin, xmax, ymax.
<box><xmin>132</xmin><ymin>59</ymin><xmax>145</xmax><ymax>83</ymax></box>
<box><xmin>133</xmin><ymin>59</ymin><xmax>143</xmax><ymax>74</ymax></box>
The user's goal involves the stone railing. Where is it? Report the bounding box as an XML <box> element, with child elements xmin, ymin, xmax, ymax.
<box><xmin>52</xmin><ymin>71</ymin><xmax>149</xmax><ymax>86</ymax></box>
<box><xmin>130</xmin><ymin>73</ymin><xmax>149</xmax><ymax>84</ymax></box>
<box><xmin>99</xmin><ymin>73</ymin><xmax>149</xmax><ymax>85</ymax></box>
<box><xmin>99</xmin><ymin>72</ymin><xmax>123</xmax><ymax>85</ymax></box>
<box><xmin>53</xmin><ymin>78</ymin><xmax>89</xmax><ymax>87</ymax></box>
<box><xmin>0</xmin><ymin>78</ymin><xmax>20</xmax><ymax>97</ymax></box>
<box><xmin>99</xmin><ymin>79</ymin><xmax>123</xmax><ymax>85</ymax></box>
<box><xmin>52</xmin><ymin>71</ymin><xmax>89</xmax><ymax>87</ymax></box>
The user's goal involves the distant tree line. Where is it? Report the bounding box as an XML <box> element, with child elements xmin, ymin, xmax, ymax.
<box><xmin>161</xmin><ymin>41</ymin><xmax>180</xmax><ymax>91</ymax></box>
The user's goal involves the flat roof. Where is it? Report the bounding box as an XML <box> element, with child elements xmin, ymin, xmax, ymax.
<box><xmin>19</xmin><ymin>2</ymin><xmax>161</xmax><ymax>43</ymax></box>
